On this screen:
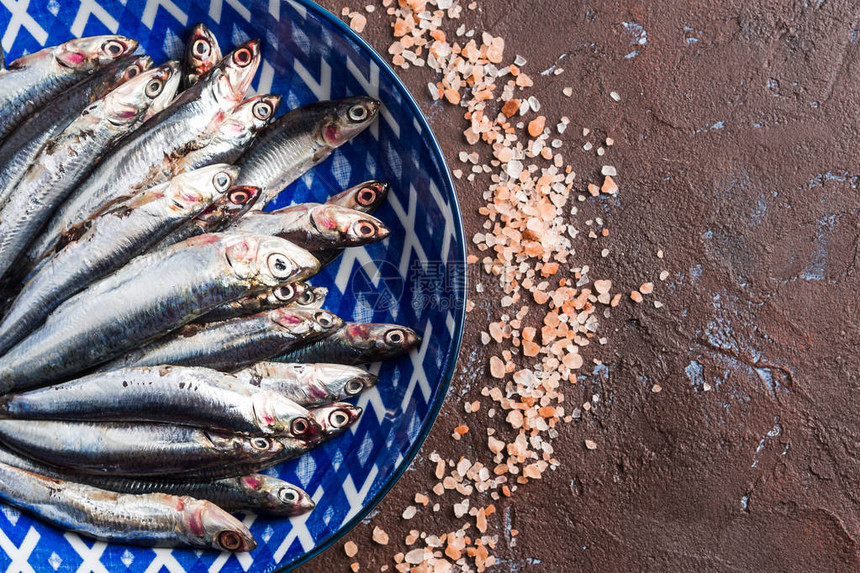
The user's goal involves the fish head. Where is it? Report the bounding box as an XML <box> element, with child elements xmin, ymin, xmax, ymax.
<box><xmin>336</xmin><ymin>208</ymin><xmax>390</xmax><ymax>245</ymax></box>
<box><xmin>100</xmin><ymin>62</ymin><xmax>179</xmax><ymax>128</ymax></box>
<box><xmin>294</xmin><ymin>285</ymin><xmax>327</xmax><ymax>309</ymax></box>
<box><xmin>215</xmin><ymin>94</ymin><xmax>281</xmax><ymax>143</ymax></box>
<box><xmin>186</xmin><ymin>499</ymin><xmax>256</xmax><ymax>552</ymax></box>
<box><xmin>264</xmin><ymin>282</ymin><xmax>305</xmax><ymax>306</ymax></box>
<box><xmin>318</xmin><ymin>96</ymin><xmax>381</xmax><ymax>148</ymax></box>
<box><xmin>307</xmin><ymin>204</ymin><xmax>386</xmax><ymax>246</ymax></box>
<box><xmin>224</xmin><ymin>233</ymin><xmax>318</xmax><ymax>285</ymax></box>
<box><xmin>350</xmin><ymin>323</ymin><xmax>423</xmax><ymax>359</ymax></box>
<box><xmin>194</xmin><ymin>185</ymin><xmax>259</xmax><ymax>226</ymax></box>
<box><xmin>184</xmin><ymin>23</ymin><xmax>222</xmax><ymax>85</ymax></box>
<box><xmin>315</xmin><ymin>364</ymin><xmax>378</xmax><ymax>400</ymax></box>
<box><xmin>211</xmin><ymin>40</ymin><xmax>261</xmax><ymax>109</ymax></box>
<box><xmin>310</xmin><ymin>402</ymin><xmax>363</xmax><ymax>437</ymax></box>
<box><xmin>268</xmin><ymin>308</ymin><xmax>341</xmax><ymax>338</ymax></box>
<box><xmin>111</xmin><ymin>54</ymin><xmax>154</xmax><ymax>86</ymax></box>
<box><xmin>53</xmin><ymin>35</ymin><xmax>138</xmax><ymax>71</ymax></box>
<box><xmin>257</xmin><ymin>237</ymin><xmax>320</xmax><ymax>286</ymax></box>
<box><xmin>328</xmin><ymin>180</ymin><xmax>390</xmax><ymax>213</ymax></box>
<box><xmin>251</xmin><ymin>390</ymin><xmax>319</xmax><ymax>438</ymax></box>
<box><xmin>166</xmin><ymin>164</ymin><xmax>238</xmax><ymax>212</ymax></box>
<box><xmin>236</xmin><ymin>475</ymin><xmax>315</xmax><ymax>516</ymax></box>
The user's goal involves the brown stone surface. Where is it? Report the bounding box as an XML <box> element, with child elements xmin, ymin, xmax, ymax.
<box><xmin>302</xmin><ymin>0</ymin><xmax>860</xmax><ymax>571</ymax></box>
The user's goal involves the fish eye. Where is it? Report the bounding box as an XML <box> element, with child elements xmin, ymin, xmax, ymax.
<box><xmin>279</xmin><ymin>488</ymin><xmax>299</xmax><ymax>504</ymax></box>
<box><xmin>347</xmin><ymin>104</ymin><xmax>368</xmax><ymax>122</ymax></box>
<box><xmin>250</xmin><ymin>437</ymin><xmax>270</xmax><ymax>450</ymax></box>
<box><xmin>274</xmin><ymin>284</ymin><xmax>295</xmax><ymax>301</ymax></box>
<box><xmin>298</xmin><ymin>290</ymin><xmax>315</xmax><ymax>305</ymax></box>
<box><xmin>385</xmin><ymin>329</ymin><xmax>405</xmax><ymax>345</ymax></box>
<box><xmin>213</xmin><ymin>172</ymin><xmax>232</xmax><ymax>192</ymax></box>
<box><xmin>329</xmin><ymin>409</ymin><xmax>350</xmax><ymax>428</ymax></box>
<box><xmin>103</xmin><ymin>40</ymin><xmax>125</xmax><ymax>57</ymax></box>
<box><xmin>218</xmin><ymin>531</ymin><xmax>243</xmax><ymax>551</ymax></box>
<box><xmin>233</xmin><ymin>48</ymin><xmax>253</xmax><ymax>67</ymax></box>
<box><xmin>291</xmin><ymin>417</ymin><xmax>310</xmax><ymax>437</ymax></box>
<box><xmin>193</xmin><ymin>39</ymin><xmax>211</xmax><ymax>58</ymax></box>
<box><xmin>357</xmin><ymin>188</ymin><xmax>377</xmax><ymax>206</ymax></box>
<box><xmin>355</xmin><ymin>221</ymin><xmax>376</xmax><ymax>238</ymax></box>
<box><xmin>252</xmin><ymin>101</ymin><xmax>273</xmax><ymax>120</ymax></box>
<box><xmin>267</xmin><ymin>253</ymin><xmax>293</xmax><ymax>279</ymax></box>
<box><xmin>229</xmin><ymin>187</ymin><xmax>252</xmax><ymax>204</ymax></box>
<box><xmin>145</xmin><ymin>79</ymin><xmax>164</xmax><ymax>98</ymax></box>
<box><xmin>315</xmin><ymin>312</ymin><xmax>334</xmax><ymax>328</ymax></box>
<box><xmin>124</xmin><ymin>66</ymin><xmax>139</xmax><ymax>79</ymax></box>
<box><xmin>345</xmin><ymin>378</ymin><xmax>364</xmax><ymax>395</ymax></box>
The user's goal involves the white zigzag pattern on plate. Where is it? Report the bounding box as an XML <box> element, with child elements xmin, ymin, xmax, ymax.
<box><xmin>0</xmin><ymin>0</ymin><xmax>464</xmax><ymax>570</ymax></box>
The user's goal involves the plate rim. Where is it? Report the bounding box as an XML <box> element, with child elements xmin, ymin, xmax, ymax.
<box><xmin>280</xmin><ymin>0</ymin><xmax>468</xmax><ymax>570</ymax></box>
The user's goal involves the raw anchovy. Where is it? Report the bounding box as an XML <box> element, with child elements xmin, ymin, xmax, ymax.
<box><xmin>199</xmin><ymin>281</ymin><xmax>314</xmax><ymax>323</ymax></box>
<box><xmin>150</xmin><ymin>185</ymin><xmax>260</xmax><ymax>251</ymax></box>
<box><xmin>235</xmin><ymin>97</ymin><xmax>380</xmax><ymax>209</ymax></box>
<box><xmin>177</xmin><ymin>94</ymin><xmax>280</xmax><ymax>172</ymax></box>
<box><xmin>316</xmin><ymin>180</ymin><xmax>391</xmax><ymax>267</ymax></box>
<box><xmin>234</xmin><ymin>362</ymin><xmax>377</xmax><ymax>407</ymax></box>
<box><xmin>167</xmin><ymin>402</ymin><xmax>362</xmax><ymax>481</ymax></box>
<box><xmin>231</xmin><ymin>203</ymin><xmax>389</xmax><ymax>251</ymax></box>
<box><xmin>0</xmin><ymin>419</ymin><xmax>285</xmax><ymax>476</ymax></box>
<box><xmin>274</xmin><ymin>322</ymin><xmax>422</xmax><ymax>365</ymax></box>
<box><xmin>0</xmin><ymin>233</ymin><xmax>319</xmax><ymax>391</ymax></box>
<box><xmin>0</xmin><ymin>63</ymin><xmax>178</xmax><ymax>281</ymax></box>
<box><xmin>25</xmin><ymin>41</ymin><xmax>261</xmax><ymax>268</ymax></box>
<box><xmin>77</xmin><ymin>473</ymin><xmax>314</xmax><ymax>517</ymax></box>
<box><xmin>0</xmin><ymin>460</ymin><xmax>256</xmax><ymax>550</ymax></box>
<box><xmin>0</xmin><ymin>56</ymin><xmax>153</xmax><ymax>209</ymax></box>
<box><xmin>0</xmin><ymin>163</ymin><xmax>232</xmax><ymax>356</ymax></box>
<box><xmin>182</xmin><ymin>23</ymin><xmax>222</xmax><ymax>90</ymax></box>
<box><xmin>103</xmin><ymin>308</ymin><xmax>343</xmax><ymax>372</ymax></box>
<box><xmin>0</xmin><ymin>365</ymin><xmax>317</xmax><ymax>438</ymax></box>
<box><xmin>0</xmin><ymin>35</ymin><xmax>137</xmax><ymax>139</ymax></box>
<box><xmin>0</xmin><ymin>444</ymin><xmax>313</xmax><ymax>517</ymax></box>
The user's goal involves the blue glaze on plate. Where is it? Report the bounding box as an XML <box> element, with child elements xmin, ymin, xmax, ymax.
<box><xmin>0</xmin><ymin>1</ymin><xmax>466</xmax><ymax>571</ymax></box>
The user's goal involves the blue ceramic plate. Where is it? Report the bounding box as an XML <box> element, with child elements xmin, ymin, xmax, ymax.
<box><xmin>0</xmin><ymin>1</ymin><xmax>466</xmax><ymax>571</ymax></box>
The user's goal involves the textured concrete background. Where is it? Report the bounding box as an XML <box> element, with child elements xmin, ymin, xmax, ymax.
<box><xmin>303</xmin><ymin>0</ymin><xmax>860</xmax><ymax>570</ymax></box>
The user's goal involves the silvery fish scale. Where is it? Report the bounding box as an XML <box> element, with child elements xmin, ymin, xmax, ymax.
<box><xmin>0</xmin><ymin>0</ymin><xmax>465</xmax><ymax>571</ymax></box>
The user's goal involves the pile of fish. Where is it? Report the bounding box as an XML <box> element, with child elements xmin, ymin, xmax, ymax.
<box><xmin>0</xmin><ymin>26</ymin><xmax>420</xmax><ymax>552</ymax></box>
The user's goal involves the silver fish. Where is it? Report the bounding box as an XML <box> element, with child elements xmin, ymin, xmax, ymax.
<box><xmin>274</xmin><ymin>322</ymin><xmax>423</xmax><ymax>365</ymax></box>
<box><xmin>176</xmin><ymin>94</ymin><xmax>280</xmax><ymax>172</ymax></box>
<box><xmin>0</xmin><ymin>35</ymin><xmax>137</xmax><ymax>139</ymax></box>
<box><xmin>0</xmin><ymin>148</ymin><xmax>228</xmax><ymax>358</ymax></box>
<box><xmin>0</xmin><ymin>460</ymin><xmax>256</xmax><ymax>550</ymax></box>
<box><xmin>235</xmin><ymin>96</ymin><xmax>380</xmax><ymax>209</ymax></box>
<box><xmin>200</xmin><ymin>281</ymin><xmax>312</xmax><ymax>323</ymax></box>
<box><xmin>0</xmin><ymin>419</ymin><xmax>285</xmax><ymax>477</ymax></box>
<box><xmin>231</xmin><ymin>203</ymin><xmax>390</xmax><ymax>251</ymax></box>
<box><xmin>150</xmin><ymin>185</ymin><xmax>261</xmax><ymax>251</ymax></box>
<box><xmin>0</xmin><ymin>365</ymin><xmax>317</xmax><ymax>438</ymax></box>
<box><xmin>182</xmin><ymin>23</ymin><xmax>222</xmax><ymax>90</ymax></box>
<box><xmin>76</xmin><ymin>473</ymin><xmax>314</xmax><ymax>517</ymax></box>
<box><xmin>316</xmin><ymin>180</ymin><xmax>391</xmax><ymax>267</ymax></box>
<box><xmin>0</xmin><ymin>55</ymin><xmax>153</xmax><ymax>210</ymax></box>
<box><xmin>0</xmin><ymin>44</ymin><xmax>4</xmax><ymax>69</ymax></box>
<box><xmin>0</xmin><ymin>62</ymin><xmax>179</xmax><ymax>281</ymax></box>
<box><xmin>166</xmin><ymin>402</ymin><xmax>362</xmax><ymax>481</ymax></box>
<box><xmin>102</xmin><ymin>308</ymin><xmax>343</xmax><ymax>373</ymax></box>
<box><xmin>0</xmin><ymin>232</ymin><xmax>319</xmax><ymax>391</ymax></box>
<box><xmin>234</xmin><ymin>362</ymin><xmax>377</xmax><ymax>407</ymax></box>
<box><xmin>25</xmin><ymin>40</ymin><xmax>261</xmax><ymax>268</ymax></box>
